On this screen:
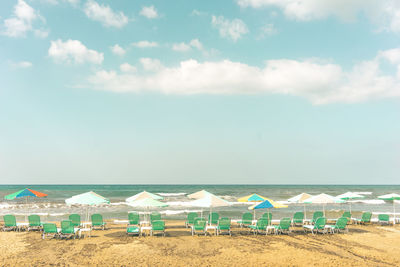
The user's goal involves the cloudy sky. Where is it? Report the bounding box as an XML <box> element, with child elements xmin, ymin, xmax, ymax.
<box><xmin>0</xmin><ymin>0</ymin><xmax>399</xmax><ymax>184</ymax></box>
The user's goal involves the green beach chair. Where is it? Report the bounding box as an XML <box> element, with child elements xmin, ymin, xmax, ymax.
<box><xmin>69</xmin><ymin>214</ymin><xmax>81</xmax><ymax>228</ymax></box>
<box><xmin>42</xmin><ymin>223</ymin><xmax>59</xmax><ymax>239</ymax></box>
<box><xmin>326</xmin><ymin>217</ymin><xmax>348</xmax><ymax>234</ymax></box>
<box><xmin>60</xmin><ymin>220</ymin><xmax>77</xmax><ymax>239</ymax></box>
<box><xmin>192</xmin><ymin>218</ymin><xmax>207</xmax><ymax>236</ymax></box>
<box><xmin>355</xmin><ymin>212</ymin><xmax>372</xmax><ymax>225</ymax></box>
<box><xmin>292</xmin><ymin>212</ymin><xmax>304</xmax><ymax>226</ymax></box>
<box><xmin>217</xmin><ymin>218</ymin><xmax>231</xmax><ymax>236</ymax></box>
<box><xmin>237</xmin><ymin>212</ymin><xmax>253</xmax><ymax>228</ymax></box>
<box><xmin>274</xmin><ymin>218</ymin><xmax>291</xmax><ymax>235</ymax></box>
<box><xmin>303</xmin><ymin>217</ymin><xmax>327</xmax><ymax>234</ymax></box>
<box><xmin>128</xmin><ymin>212</ymin><xmax>140</xmax><ymax>226</ymax></box>
<box><xmin>150</xmin><ymin>212</ymin><xmax>161</xmax><ymax>223</ymax></box>
<box><xmin>208</xmin><ymin>212</ymin><xmax>219</xmax><ymax>225</ymax></box>
<box><xmin>3</xmin><ymin>215</ymin><xmax>17</xmax><ymax>231</ymax></box>
<box><xmin>28</xmin><ymin>215</ymin><xmax>42</xmax><ymax>231</ymax></box>
<box><xmin>126</xmin><ymin>225</ymin><xmax>140</xmax><ymax>236</ymax></box>
<box><xmin>249</xmin><ymin>219</ymin><xmax>268</xmax><ymax>235</ymax></box>
<box><xmin>262</xmin><ymin>212</ymin><xmax>272</xmax><ymax>221</ymax></box>
<box><xmin>378</xmin><ymin>214</ymin><xmax>390</xmax><ymax>225</ymax></box>
<box><xmin>91</xmin><ymin>214</ymin><xmax>106</xmax><ymax>230</ymax></box>
<box><xmin>312</xmin><ymin>211</ymin><xmax>324</xmax><ymax>224</ymax></box>
<box><xmin>185</xmin><ymin>212</ymin><xmax>198</xmax><ymax>228</ymax></box>
<box><xmin>150</xmin><ymin>220</ymin><xmax>165</xmax><ymax>237</ymax></box>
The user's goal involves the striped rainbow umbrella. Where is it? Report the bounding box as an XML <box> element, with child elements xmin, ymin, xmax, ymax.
<box><xmin>4</xmin><ymin>188</ymin><xmax>48</xmax><ymax>221</ymax></box>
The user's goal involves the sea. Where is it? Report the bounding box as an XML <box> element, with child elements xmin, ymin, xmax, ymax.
<box><xmin>1</xmin><ymin>184</ymin><xmax>399</xmax><ymax>221</ymax></box>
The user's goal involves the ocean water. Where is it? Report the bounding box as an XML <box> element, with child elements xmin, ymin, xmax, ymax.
<box><xmin>1</xmin><ymin>184</ymin><xmax>399</xmax><ymax>221</ymax></box>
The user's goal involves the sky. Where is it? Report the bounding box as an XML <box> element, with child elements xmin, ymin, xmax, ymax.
<box><xmin>0</xmin><ymin>0</ymin><xmax>399</xmax><ymax>184</ymax></box>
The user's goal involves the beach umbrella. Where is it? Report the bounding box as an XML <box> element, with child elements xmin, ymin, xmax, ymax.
<box><xmin>336</xmin><ymin>192</ymin><xmax>365</xmax><ymax>213</ymax></box>
<box><xmin>303</xmin><ymin>193</ymin><xmax>345</xmax><ymax>217</ymax></box>
<box><xmin>65</xmin><ymin>191</ymin><xmax>110</xmax><ymax>223</ymax></box>
<box><xmin>188</xmin><ymin>194</ymin><xmax>230</xmax><ymax>224</ymax></box>
<box><xmin>238</xmin><ymin>193</ymin><xmax>268</xmax><ymax>220</ymax></box>
<box><xmin>4</xmin><ymin>188</ymin><xmax>48</xmax><ymax>221</ymax></box>
<box><xmin>126</xmin><ymin>191</ymin><xmax>163</xmax><ymax>203</ymax></box>
<box><xmin>378</xmin><ymin>193</ymin><xmax>400</xmax><ymax>225</ymax></box>
<box><xmin>249</xmin><ymin>198</ymin><xmax>288</xmax><ymax>225</ymax></box>
<box><xmin>128</xmin><ymin>198</ymin><xmax>168</xmax><ymax>223</ymax></box>
<box><xmin>187</xmin><ymin>190</ymin><xmax>212</xmax><ymax>199</ymax></box>
<box><xmin>287</xmin><ymin>193</ymin><xmax>312</xmax><ymax>220</ymax></box>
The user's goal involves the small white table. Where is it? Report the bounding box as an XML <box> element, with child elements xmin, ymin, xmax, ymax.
<box><xmin>206</xmin><ymin>225</ymin><xmax>217</xmax><ymax>235</ymax></box>
<box><xmin>79</xmin><ymin>228</ymin><xmax>91</xmax><ymax>238</ymax></box>
<box><xmin>140</xmin><ymin>226</ymin><xmax>152</xmax><ymax>236</ymax></box>
<box><xmin>16</xmin><ymin>222</ymin><xmax>29</xmax><ymax>231</ymax></box>
<box><xmin>266</xmin><ymin>226</ymin><xmax>276</xmax><ymax>234</ymax></box>
<box><xmin>114</xmin><ymin>220</ymin><xmax>129</xmax><ymax>224</ymax></box>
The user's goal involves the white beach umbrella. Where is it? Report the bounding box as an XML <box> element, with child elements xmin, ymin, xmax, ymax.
<box><xmin>336</xmin><ymin>192</ymin><xmax>365</xmax><ymax>213</ymax></box>
<box><xmin>378</xmin><ymin>193</ymin><xmax>400</xmax><ymax>225</ymax></box>
<box><xmin>127</xmin><ymin>198</ymin><xmax>168</xmax><ymax>223</ymax></box>
<box><xmin>126</xmin><ymin>191</ymin><xmax>163</xmax><ymax>203</ymax></box>
<box><xmin>187</xmin><ymin>190</ymin><xmax>212</xmax><ymax>199</ymax></box>
<box><xmin>287</xmin><ymin>193</ymin><xmax>312</xmax><ymax>220</ymax></box>
<box><xmin>188</xmin><ymin>194</ymin><xmax>230</xmax><ymax>224</ymax></box>
<box><xmin>303</xmin><ymin>193</ymin><xmax>345</xmax><ymax>217</ymax></box>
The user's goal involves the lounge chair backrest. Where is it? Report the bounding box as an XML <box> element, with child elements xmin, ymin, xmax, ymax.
<box><xmin>91</xmin><ymin>214</ymin><xmax>104</xmax><ymax>225</ymax></box>
<box><xmin>28</xmin><ymin>215</ymin><xmax>41</xmax><ymax>226</ymax></box>
<box><xmin>279</xmin><ymin>218</ymin><xmax>291</xmax><ymax>230</ymax></box>
<box><xmin>312</xmin><ymin>211</ymin><xmax>324</xmax><ymax>222</ymax></box>
<box><xmin>361</xmin><ymin>212</ymin><xmax>372</xmax><ymax>222</ymax></box>
<box><xmin>61</xmin><ymin>220</ymin><xmax>74</xmax><ymax>234</ymax></box>
<box><xmin>336</xmin><ymin>217</ymin><xmax>348</xmax><ymax>229</ymax></box>
<box><xmin>218</xmin><ymin>218</ymin><xmax>231</xmax><ymax>230</ymax></box>
<box><xmin>193</xmin><ymin>218</ymin><xmax>206</xmax><ymax>230</ymax></box>
<box><xmin>187</xmin><ymin>212</ymin><xmax>198</xmax><ymax>224</ymax></box>
<box><xmin>314</xmin><ymin>217</ymin><xmax>326</xmax><ymax>229</ymax></box>
<box><xmin>342</xmin><ymin>211</ymin><xmax>351</xmax><ymax>219</ymax></box>
<box><xmin>378</xmin><ymin>214</ymin><xmax>390</xmax><ymax>222</ymax></box>
<box><xmin>262</xmin><ymin>212</ymin><xmax>272</xmax><ymax>220</ymax></box>
<box><xmin>242</xmin><ymin>212</ymin><xmax>253</xmax><ymax>221</ymax></box>
<box><xmin>4</xmin><ymin>215</ymin><xmax>16</xmax><ymax>227</ymax></box>
<box><xmin>293</xmin><ymin>212</ymin><xmax>304</xmax><ymax>223</ymax></box>
<box><xmin>150</xmin><ymin>212</ymin><xmax>161</xmax><ymax>222</ymax></box>
<box><xmin>257</xmin><ymin>218</ymin><xmax>268</xmax><ymax>229</ymax></box>
<box><xmin>152</xmin><ymin>220</ymin><xmax>165</xmax><ymax>231</ymax></box>
<box><xmin>128</xmin><ymin>212</ymin><xmax>140</xmax><ymax>225</ymax></box>
<box><xmin>43</xmin><ymin>223</ymin><xmax>57</xmax><ymax>234</ymax></box>
<box><xmin>69</xmin><ymin>214</ymin><xmax>81</xmax><ymax>227</ymax></box>
<box><xmin>209</xmin><ymin>212</ymin><xmax>219</xmax><ymax>224</ymax></box>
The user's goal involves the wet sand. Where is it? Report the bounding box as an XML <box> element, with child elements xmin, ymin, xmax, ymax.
<box><xmin>1</xmin><ymin>220</ymin><xmax>400</xmax><ymax>266</ymax></box>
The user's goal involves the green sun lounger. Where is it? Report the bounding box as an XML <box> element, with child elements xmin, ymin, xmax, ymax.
<box><xmin>151</xmin><ymin>220</ymin><xmax>165</xmax><ymax>237</ymax></box>
<box><xmin>261</xmin><ymin>212</ymin><xmax>272</xmax><ymax>221</ymax></box>
<box><xmin>128</xmin><ymin>212</ymin><xmax>140</xmax><ymax>226</ymax></box>
<box><xmin>42</xmin><ymin>223</ymin><xmax>59</xmax><ymax>239</ymax></box>
<box><xmin>91</xmin><ymin>214</ymin><xmax>106</xmax><ymax>230</ymax></box>
<box><xmin>249</xmin><ymin>219</ymin><xmax>268</xmax><ymax>235</ymax></box>
<box><xmin>208</xmin><ymin>212</ymin><xmax>219</xmax><ymax>225</ymax></box>
<box><xmin>292</xmin><ymin>212</ymin><xmax>304</xmax><ymax>226</ymax></box>
<box><xmin>150</xmin><ymin>212</ymin><xmax>161</xmax><ymax>223</ymax></box>
<box><xmin>217</xmin><ymin>218</ymin><xmax>231</xmax><ymax>236</ymax></box>
<box><xmin>237</xmin><ymin>212</ymin><xmax>253</xmax><ymax>228</ymax></box>
<box><xmin>303</xmin><ymin>217</ymin><xmax>327</xmax><ymax>234</ymax></box>
<box><xmin>69</xmin><ymin>214</ymin><xmax>81</xmax><ymax>228</ymax></box>
<box><xmin>274</xmin><ymin>218</ymin><xmax>291</xmax><ymax>235</ymax></box>
<box><xmin>28</xmin><ymin>215</ymin><xmax>42</xmax><ymax>231</ymax></box>
<box><xmin>378</xmin><ymin>214</ymin><xmax>390</xmax><ymax>225</ymax></box>
<box><xmin>192</xmin><ymin>218</ymin><xmax>207</xmax><ymax>236</ymax></box>
<box><xmin>60</xmin><ymin>220</ymin><xmax>77</xmax><ymax>239</ymax></box>
<box><xmin>311</xmin><ymin>211</ymin><xmax>324</xmax><ymax>224</ymax></box>
<box><xmin>3</xmin><ymin>215</ymin><xmax>17</xmax><ymax>231</ymax></box>
<box><xmin>127</xmin><ymin>225</ymin><xmax>140</xmax><ymax>236</ymax></box>
<box><xmin>185</xmin><ymin>212</ymin><xmax>198</xmax><ymax>228</ymax></box>
<box><xmin>326</xmin><ymin>217</ymin><xmax>348</xmax><ymax>234</ymax></box>
<box><xmin>355</xmin><ymin>212</ymin><xmax>372</xmax><ymax>225</ymax></box>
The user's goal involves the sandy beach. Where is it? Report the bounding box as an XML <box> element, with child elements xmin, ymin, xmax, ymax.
<box><xmin>1</xmin><ymin>220</ymin><xmax>400</xmax><ymax>266</ymax></box>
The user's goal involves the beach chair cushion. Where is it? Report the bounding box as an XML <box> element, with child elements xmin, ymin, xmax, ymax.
<box><xmin>150</xmin><ymin>212</ymin><xmax>162</xmax><ymax>222</ymax></box>
<box><xmin>128</xmin><ymin>212</ymin><xmax>140</xmax><ymax>225</ymax></box>
<box><xmin>312</xmin><ymin>211</ymin><xmax>324</xmax><ymax>223</ymax></box>
<box><xmin>3</xmin><ymin>215</ymin><xmax>17</xmax><ymax>227</ymax></box>
<box><xmin>208</xmin><ymin>213</ymin><xmax>219</xmax><ymax>225</ymax></box>
<box><xmin>28</xmin><ymin>215</ymin><xmax>41</xmax><ymax>227</ymax></box>
<box><xmin>127</xmin><ymin>226</ymin><xmax>139</xmax><ymax>233</ymax></box>
<box><xmin>185</xmin><ymin>212</ymin><xmax>198</xmax><ymax>226</ymax></box>
<box><xmin>292</xmin><ymin>212</ymin><xmax>304</xmax><ymax>224</ymax></box>
<box><xmin>238</xmin><ymin>212</ymin><xmax>253</xmax><ymax>226</ymax></box>
<box><xmin>91</xmin><ymin>214</ymin><xmax>106</xmax><ymax>226</ymax></box>
<box><xmin>69</xmin><ymin>214</ymin><xmax>81</xmax><ymax>227</ymax></box>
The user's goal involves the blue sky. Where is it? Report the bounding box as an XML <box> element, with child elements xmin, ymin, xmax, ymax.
<box><xmin>0</xmin><ymin>0</ymin><xmax>399</xmax><ymax>184</ymax></box>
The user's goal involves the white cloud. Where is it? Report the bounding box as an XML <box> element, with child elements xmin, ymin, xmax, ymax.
<box><xmin>259</xmin><ymin>23</ymin><xmax>277</xmax><ymax>38</ymax></box>
<box><xmin>211</xmin><ymin>15</ymin><xmax>249</xmax><ymax>41</ymax></box>
<box><xmin>120</xmin><ymin>63</ymin><xmax>137</xmax><ymax>73</ymax></box>
<box><xmin>172</xmin><ymin>42</ymin><xmax>191</xmax><ymax>52</ymax></box>
<box><xmin>190</xmin><ymin>9</ymin><xmax>207</xmax><ymax>16</ymax></box>
<box><xmin>140</xmin><ymin>58</ymin><xmax>163</xmax><ymax>71</ymax></box>
<box><xmin>132</xmin><ymin>41</ymin><xmax>159</xmax><ymax>48</ymax></box>
<box><xmin>2</xmin><ymin>0</ymin><xmax>47</xmax><ymax>38</ymax></box>
<box><xmin>34</xmin><ymin>29</ymin><xmax>49</xmax><ymax>38</ymax></box>
<box><xmin>48</xmin><ymin>39</ymin><xmax>104</xmax><ymax>64</ymax></box>
<box><xmin>84</xmin><ymin>0</ymin><xmax>128</xmax><ymax>28</ymax></box>
<box><xmin>42</xmin><ymin>0</ymin><xmax>80</xmax><ymax>5</ymax></box>
<box><xmin>189</xmin><ymin>39</ymin><xmax>203</xmax><ymax>50</ymax></box>
<box><xmin>10</xmin><ymin>61</ymin><xmax>33</xmax><ymax>69</ymax></box>
<box><xmin>110</xmin><ymin>44</ymin><xmax>126</xmax><ymax>56</ymax></box>
<box><xmin>86</xmin><ymin>48</ymin><xmax>400</xmax><ymax>104</ymax></box>
<box><xmin>236</xmin><ymin>0</ymin><xmax>400</xmax><ymax>33</ymax></box>
<box><xmin>140</xmin><ymin>6</ymin><xmax>158</xmax><ymax>19</ymax></box>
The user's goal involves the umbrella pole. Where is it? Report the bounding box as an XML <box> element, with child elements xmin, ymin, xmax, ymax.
<box><xmin>303</xmin><ymin>204</ymin><xmax>306</xmax><ymax>220</ymax></box>
<box><xmin>394</xmin><ymin>201</ymin><xmax>396</xmax><ymax>225</ymax></box>
<box><xmin>25</xmin><ymin>196</ymin><xmax>28</xmax><ymax>222</ymax></box>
